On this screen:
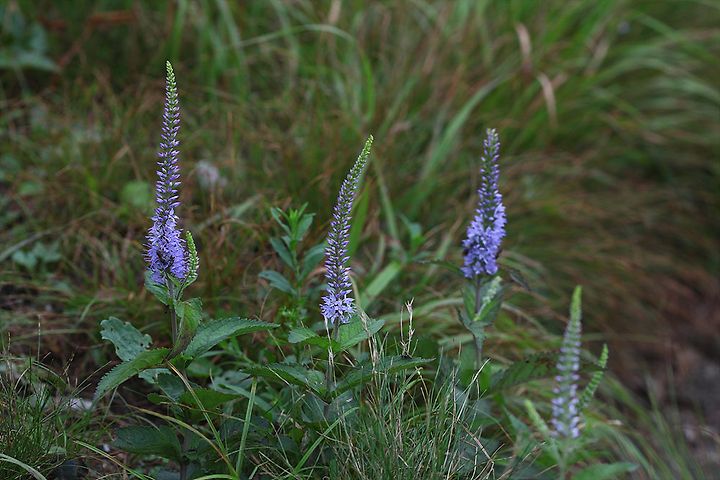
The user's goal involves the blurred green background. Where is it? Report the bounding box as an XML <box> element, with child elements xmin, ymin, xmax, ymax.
<box><xmin>1</xmin><ymin>0</ymin><xmax>718</xmax><ymax>465</ymax></box>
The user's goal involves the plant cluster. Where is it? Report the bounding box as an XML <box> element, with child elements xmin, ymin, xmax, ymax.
<box><xmin>88</xmin><ymin>64</ymin><xmax>632</xmax><ymax>480</ymax></box>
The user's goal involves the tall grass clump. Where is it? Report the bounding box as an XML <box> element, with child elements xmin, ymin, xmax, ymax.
<box><xmin>0</xmin><ymin>356</ymin><xmax>86</xmax><ymax>480</ymax></box>
<box><xmin>329</xmin><ymin>305</ymin><xmax>495</xmax><ymax>479</ymax></box>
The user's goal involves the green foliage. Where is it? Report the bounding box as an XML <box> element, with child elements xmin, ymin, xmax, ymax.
<box><xmin>100</xmin><ymin>317</ymin><xmax>152</xmax><ymax>362</ymax></box>
<box><xmin>0</xmin><ymin>357</ymin><xmax>89</xmax><ymax>480</ymax></box>
<box><xmin>113</xmin><ymin>426</ymin><xmax>182</xmax><ymax>462</ymax></box>
<box><xmin>4</xmin><ymin>1</ymin><xmax>717</xmax><ymax>478</ymax></box>
<box><xmin>460</xmin><ymin>276</ymin><xmax>504</xmax><ymax>338</ymax></box>
<box><xmin>288</xmin><ymin>326</ymin><xmax>336</xmax><ymax>349</ymax></box>
<box><xmin>489</xmin><ymin>352</ymin><xmax>559</xmax><ymax>393</ymax></box>
<box><xmin>94</xmin><ymin>348</ymin><xmax>169</xmax><ymax>400</ymax></box>
<box><xmin>119</xmin><ymin>180</ymin><xmax>154</xmax><ymax>215</ymax></box>
<box><xmin>0</xmin><ymin>4</ymin><xmax>57</xmax><ymax>73</ymax></box>
<box><xmin>144</xmin><ymin>271</ymin><xmax>171</xmax><ymax>305</ymax></box>
<box><xmin>334</xmin><ymin>356</ymin><xmax>431</xmax><ymax>397</ymax></box>
<box><xmin>10</xmin><ymin>241</ymin><xmax>60</xmax><ymax>272</ymax></box>
<box><xmin>172</xmin><ymin>297</ymin><xmax>203</xmax><ymax>356</ymax></box>
<box><xmin>262</xmin><ymin>203</ymin><xmax>323</xmax><ymax>302</ymax></box>
<box><xmin>330</xmin><ymin>367</ymin><xmax>493</xmax><ymax>479</ymax></box>
<box><xmin>336</xmin><ymin>317</ymin><xmax>385</xmax><ymax>351</ymax></box>
<box><xmin>249</xmin><ymin>363</ymin><xmax>327</xmax><ymax>397</ymax></box>
<box><xmin>182</xmin><ymin>317</ymin><xmax>278</xmax><ymax>358</ymax></box>
<box><xmin>572</xmin><ymin>462</ymin><xmax>638</xmax><ymax>480</ymax></box>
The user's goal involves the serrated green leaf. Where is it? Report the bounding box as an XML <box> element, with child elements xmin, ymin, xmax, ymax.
<box><xmin>249</xmin><ymin>364</ymin><xmax>326</xmax><ymax>396</ymax></box>
<box><xmin>183</xmin><ymin>317</ymin><xmax>278</xmax><ymax>359</ymax></box>
<box><xmin>114</xmin><ymin>425</ymin><xmax>182</xmax><ymax>461</ymax></box>
<box><xmin>94</xmin><ymin>348</ymin><xmax>169</xmax><ymax>400</ymax></box>
<box><xmin>334</xmin><ymin>356</ymin><xmax>431</xmax><ymax>397</ymax></box>
<box><xmin>337</xmin><ymin>318</ymin><xmax>385</xmax><ymax>351</ymax></box>
<box><xmin>572</xmin><ymin>462</ymin><xmax>637</xmax><ymax>480</ymax></box>
<box><xmin>259</xmin><ymin>270</ymin><xmax>295</xmax><ymax>295</ymax></box>
<box><xmin>100</xmin><ymin>317</ymin><xmax>152</xmax><ymax>362</ymax></box>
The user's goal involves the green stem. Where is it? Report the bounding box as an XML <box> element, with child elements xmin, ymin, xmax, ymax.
<box><xmin>167</xmin><ymin>279</ymin><xmax>178</xmax><ymax>344</ymax></box>
<box><xmin>179</xmin><ymin>429</ymin><xmax>190</xmax><ymax>480</ymax></box>
<box><xmin>473</xmin><ymin>329</ymin><xmax>485</xmax><ymax>370</ymax></box>
<box><xmin>473</xmin><ymin>277</ymin><xmax>484</xmax><ymax>370</ymax></box>
<box><xmin>166</xmin><ymin>277</ymin><xmax>189</xmax><ymax>479</ymax></box>
<box><xmin>324</xmin><ymin>320</ymin><xmax>342</xmax><ymax>405</ymax></box>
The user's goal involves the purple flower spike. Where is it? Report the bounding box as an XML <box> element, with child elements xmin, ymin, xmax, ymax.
<box><xmin>551</xmin><ymin>287</ymin><xmax>583</xmax><ymax>439</ymax></box>
<box><xmin>462</xmin><ymin>128</ymin><xmax>506</xmax><ymax>278</ymax></box>
<box><xmin>146</xmin><ymin>61</ymin><xmax>187</xmax><ymax>284</ymax></box>
<box><xmin>320</xmin><ymin>136</ymin><xmax>373</xmax><ymax>328</ymax></box>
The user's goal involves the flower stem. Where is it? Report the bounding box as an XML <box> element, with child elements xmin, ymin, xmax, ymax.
<box><xmin>473</xmin><ymin>277</ymin><xmax>484</xmax><ymax>369</ymax></box>
<box><xmin>167</xmin><ymin>279</ymin><xmax>177</xmax><ymax>344</ymax></box>
<box><xmin>324</xmin><ymin>319</ymin><xmax>342</xmax><ymax>406</ymax></box>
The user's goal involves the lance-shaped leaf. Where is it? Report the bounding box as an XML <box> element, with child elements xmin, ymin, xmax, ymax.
<box><xmin>94</xmin><ymin>348</ymin><xmax>169</xmax><ymax>400</ymax></box>
<box><xmin>114</xmin><ymin>425</ymin><xmax>182</xmax><ymax>462</ymax></box>
<box><xmin>259</xmin><ymin>270</ymin><xmax>295</xmax><ymax>295</ymax></box>
<box><xmin>183</xmin><ymin>317</ymin><xmax>278</xmax><ymax>359</ymax></box>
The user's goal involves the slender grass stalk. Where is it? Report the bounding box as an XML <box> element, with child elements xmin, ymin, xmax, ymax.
<box><xmin>235</xmin><ymin>378</ymin><xmax>257</xmax><ymax>474</ymax></box>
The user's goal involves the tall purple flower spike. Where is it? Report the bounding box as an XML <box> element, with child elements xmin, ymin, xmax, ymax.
<box><xmin>146</xmin><ymin>61</ymin><xmax>187</xmax><ymax>284</ymax></box>
<box><xmin>551</xmin><ymin>286</ymin><xmax>583</xmax><ymax>439</ymax></box>
<box><xmin>320</xmin><ymin>136</ymin><xmax>373</xmax><ymax>328</ymax></box>
<box><xmin>462</xmin><ymin>128</ymin><xmax>506</xmax><ymax>278</ymax></box>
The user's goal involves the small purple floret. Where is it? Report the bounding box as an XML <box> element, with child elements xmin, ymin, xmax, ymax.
<box><xmin>462</xmin><ymin>128</ymin><xmax>506</xmax><ymax>278</ymax></box>
<box><xmin>146</xmin><ymin>62</ymin><xmax>187</xmax><ymax>283</ymax></box>
<box><xmin>320</xmin><ymin>137</ymin><xmax>373</xmax><ymax>327</ymax></box>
